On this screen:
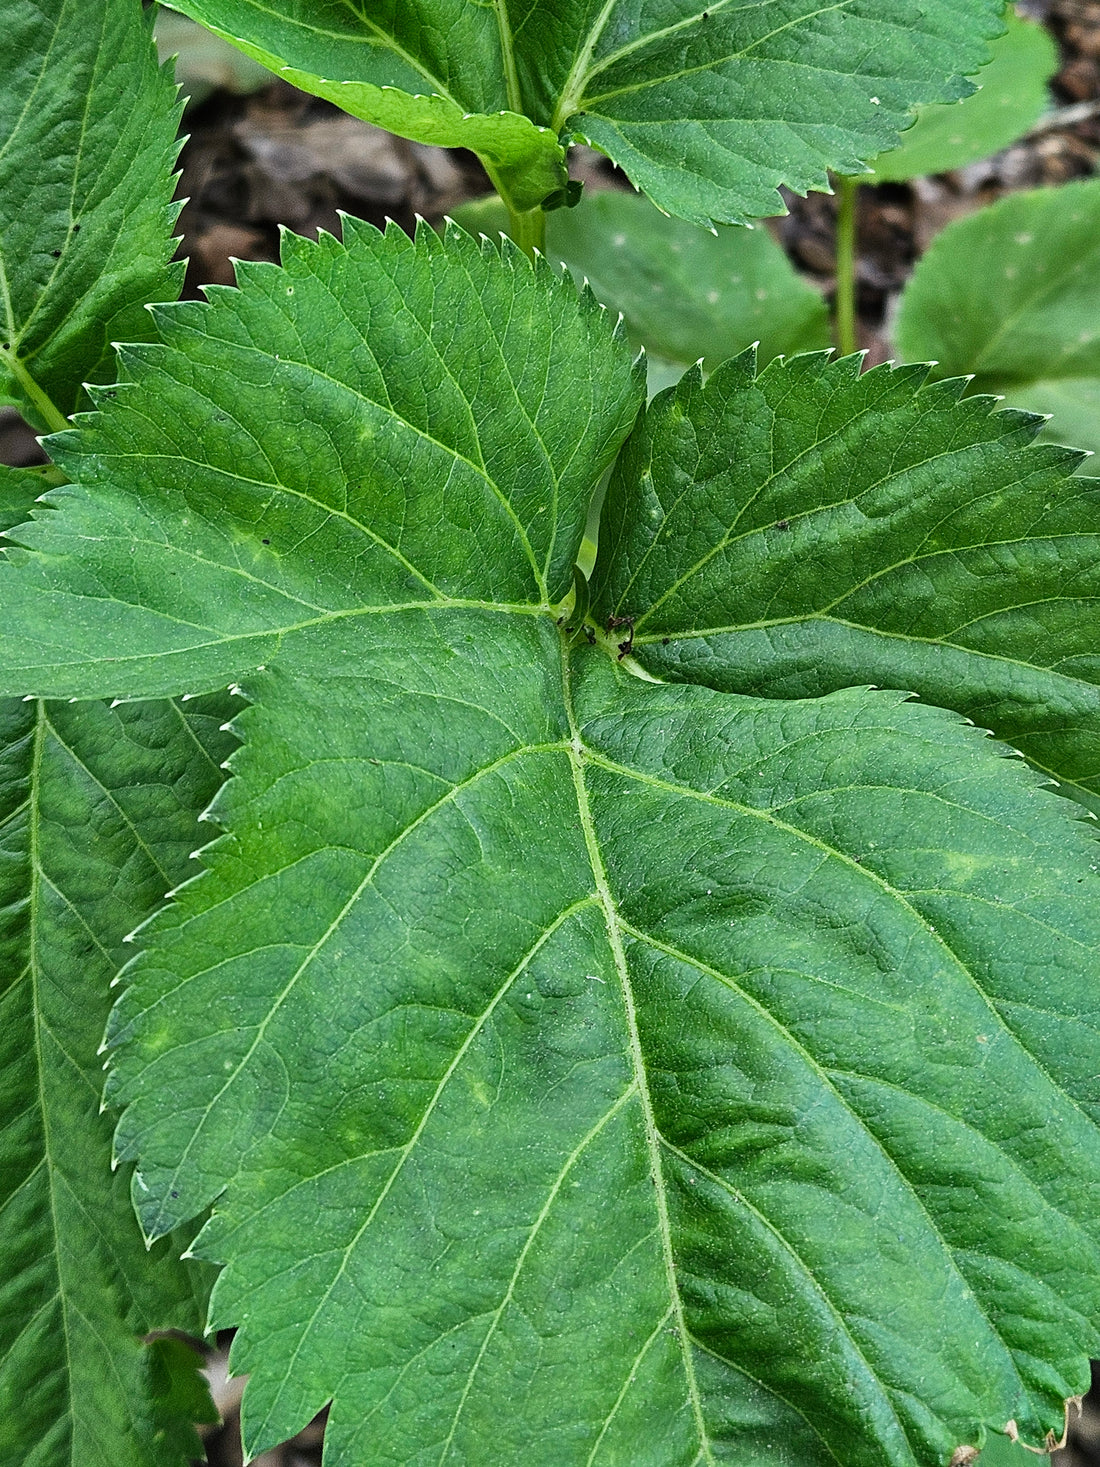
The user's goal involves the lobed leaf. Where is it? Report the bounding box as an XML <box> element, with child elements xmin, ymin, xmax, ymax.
<box><xmin>0</xmin><ymin>0</ymin><xmax>185</xmax><ymax>430</ymax></box>
<box><xmin>0</xmin><ymin>693</ymin><xmax>232</xmax><ymax>1466</ymax></box>
<box><xmin>592</xmin><ymin>349</ymin><xmax>1100</xmax><ymax>812</ymax></box>
<box><xmin>162</xmin><ymin>0</ymin><xmax>1004</xmax><ymax>226</ymax></box>
<box><xmin>0</xmin><ymin>224</ymin><xmax>1098</xmax><ymax>1464</ymax></box>
<box><xmin>894</xmin><ymin>178</ymin><xmax>1100</xmax><ymax>457</ymax></box>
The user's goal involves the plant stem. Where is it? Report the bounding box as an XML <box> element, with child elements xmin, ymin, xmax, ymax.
<box><xmin>834</xmin><ymin>174</ymin><xmax>860</xmax><ymax>358</ymax></box>
<box><xmin>1</xmin><ymin>348</ymin><xmax>68</xmax><ymax>434</ymax></box>
<box><xmin>506</xmin><ymin>204</ymin><xmax>547</xmax><ymax>258</ymax></box>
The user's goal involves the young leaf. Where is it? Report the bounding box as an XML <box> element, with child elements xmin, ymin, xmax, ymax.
<box><xmin>591</xmin><ymin>350</ymin><xmax>1100</xmax><ymax>813</ymax></box>
<box><xmin>0</xmin><ymin>0</ymin><xmax>185</xmax><ymax>433</ymax></box>
<box><xmin>0</xmin><ymin>693</ymin><xmax>232</xmax><ymax>1466</ymax></box>
<box><xmin>0</xmin><ymin>224</ymin><xmax>1098</xmax><ymax>1464</ymax></box>
<box><xmin>866</xmin><ymin>7</ymin><xmax>1056</xmax><ymax>183</ymax></box>
<box><xmin>161</xmin><ymin>0</ymin><xmax>1005</xmax><ymax>225</ymax></box>
<box><xmin>455</xmin><ymin>190</ymin><xmax>830</xmax><ymax>392</ymax></box>
<box><xmin>894</xmin><ymin>178</ymin><xmax>1100</xmax><ymax>457</ymax></box>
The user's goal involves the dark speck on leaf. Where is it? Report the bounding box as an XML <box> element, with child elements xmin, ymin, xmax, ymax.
<box><xmin>50</xmin><ymin>249</ymin><xmax>62</xmax><ymax>257</ymax></box>
<box><xmin>775</xmin><ymin>520</ymin><xmax>790</xmax><ymax>531</ymax></box>
<box><xmin>662</xmin><ymin>637</ymin><xmax>670</xmax><ymax>645</ymax></box>
<box><xmin>262</xmin><ymin>538</ymin><xmax>270</xmax><ymax>545</ymax></box>
<box><xmin>170</xmin><ymin>1189</ymin><xmax>179</xmax><ymax>1198</ymax></box>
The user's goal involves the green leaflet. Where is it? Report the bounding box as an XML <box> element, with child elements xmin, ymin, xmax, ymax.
<box><xmin>0</xmin><ymin>694</ymin><xmax>231</xmax><ymax>1467</ymax></box>
<box><xmin>895</xmin><ymin>178</ymin><xmax>1100</xmax><ymax>458</ymax></box>
<box><xmin>0</xmin><ymin>224</ymin><xmax>1099</xmax><ymax>1463</ymax></box>
<box><xmin>0</xmin><ymin>0</ymin><xmax>184</xmax><ymax>431</ymax></box>
<box><xmin>866</xmin><ymin>7</ymin><xmax>1056</xmax><ymax>183</ymax></box>
<box><xmin>454</xmin><ymin>191</ymin><xmax>830</xmax><ymax>392</ymax></box>
<box><xmin>0</xmin><ymin>224</ymin><xmax>644</xmax><ymax>699</ymax></box>
<box><xmin>591</xmin><ymin>349</ymin><xmax>1100</xmax><ymax>813</ymax></box>
<box><xmin>162</xmin><ymin>0</ymin><xmax>1004</xmax><ymax>226</ymax></box>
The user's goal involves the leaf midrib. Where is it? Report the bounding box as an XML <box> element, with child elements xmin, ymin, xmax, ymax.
<box><xmin>145</xmin><ymin>737</ymin><xmax>570</xmax><ymax>1233</ymax></box>
<box><xmin>561</xmin><ymin>641</ymin><xmax>716</xmax><ymax>1465</ymax></box>
<box><xmin>585</xmin><ymin>746</ymin><xmax>1099</xmax><ymax>1138</ymax></box>
<box><xmin>211</xmin><ymin>0</ymin><xmax>461</xmax><ymax>105</ymax></box>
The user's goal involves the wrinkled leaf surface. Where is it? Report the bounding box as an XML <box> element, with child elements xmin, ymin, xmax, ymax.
<box><xmin>0</xmin><ymin>693</ymin><xmax>230</xmax><ymax>1466</ymax></box>
<box><xmin>0</xmin><ymin>226</ymin><xmax>1097</xmax><ymax>1466</ymax></box>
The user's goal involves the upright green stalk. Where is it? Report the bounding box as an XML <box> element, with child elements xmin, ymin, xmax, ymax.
<box><xmin>834</xmin><ymin>175</ymin><xmax>860</xmax><ymax>358</ymax></box>
<box><xmin>506</xmin><ymin>204</ymin><xmax>547</xmax><ymax>258</ymax></box>
<box><xmin>0</xmin><ymin>348</ymin><xmax>69</xmax><ymax>434</ymax></box>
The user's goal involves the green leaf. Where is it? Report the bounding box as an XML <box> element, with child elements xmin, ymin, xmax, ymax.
<box><xmin>159</xmin><ymin>0</ymin><xmax>568</xmax><ymax>214</ymax></box>
<box><xmin>0</xmin><ymin>222</ymin><xmax>644</xmax><ymax>700</ymax></box>
<box><xmin>454</xmin><ymin>190</ymin><xmax>830</xmax><ymax>389</ymax></box>
<box><xmin>0</xmin><ymin>465</ymin><xmax>49</xmax><ymax>539</ymax></box>
<box><xmin>591</xmin><ymin>350</ymin><xmax>1100</xmax><ymax>814</ymax></box>
<box><xmin>162</xmin><ymin>0</ymin><xmax>1004</xmax><ymax>225</ymax></box>
<box><xmin>0</xmin><ymin>0</ymin><xmax>185</xmax><ymax>431</ymax></box>
<box><xmin>894</xmin><ymin>178</ymin><xmax>1100</xmax><ymax>457</ymax></box>
<box><xmin>866</xmin><ymin>7</ymin><xmax>1056</xmax><ymax>183</ymax></box>
<box><xmin>0</xmin><ymin>693</ymin><xmax>231</xmax><ymax>1466</ymax></box>
<box><xmin>0</xmin><ymin>223</ymin><xmax>1098</xmax><ymax>1464</ymax></box>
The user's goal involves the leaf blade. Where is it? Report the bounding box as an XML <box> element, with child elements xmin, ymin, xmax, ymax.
<box><xmin>454</xmin><ymin>190</ymin><xmax>831</xmax><ymax>383</ymax></box>
<box><xmin>867</xmin><ymin>8</ymin><xmax>1056</xmax><ymax>183</ymax></box>
<box><xmin>0</xmin><ymin>0</ymin><xmax>185</xmax><ymax>428</ymax></box>
<box><xmin>0</xmin><ymin>223</ymin><xmax>644</xmax><ymax>699</ymax></box>
<box><xmin>3</xmin><ymin>222</ymin><xmax>1099</xmax><ymax>1465</ymax></box>
<box><xmin>161</xmin><ymin>0</ymin><xmax>1004</xmax><ymax>225</ymax></box>
<box><xmin>0</xmin><ymin>695</ymin><xmax>232</xmax><ymax>1466</ymax></box>
<box><xmin>591</xmin><ymin>351</ymin><xmax>1100</xmax><ymax>810</ymax></box>
<box><xmin>894</xmin><ymin>178</ymin><xmax>1100</xmax><ymax>456</ymax></box>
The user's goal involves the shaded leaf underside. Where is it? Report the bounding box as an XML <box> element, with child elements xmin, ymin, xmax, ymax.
<box><xmin>0</xmin><ymin>225</ymin><xmax>1098</xmax><ymax>1465</ymax></box>
<box><xmin>161</xmin><ymin>0</ymin><xmax>1004</xmax><ymax>224</ymax></box>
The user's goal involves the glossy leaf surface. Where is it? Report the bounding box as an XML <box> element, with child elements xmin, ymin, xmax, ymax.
<box><xmin>0</xmin><ymin>694</ymin><xmax>230</xmax><ymax>1466</ymax></box>
<box><xmin>0</xmin><ymin>0</ymin><xmax>184</xmax><ymax>429</ymax></box>
<box><xmin>0</xmin><ymin>226</ymin><xmax>1098</xmax><ymax>1465</ymax></box>
<box><xmin>161</xmin><ymin>0</ymin><xmax>1003</xmax><ymax>225</ymax></box>
<box><xmin>867</xmin><ymin>8</ymin><xmax>1055</xmax><ymax>183</ymax></box>
<box><xmin>455</xmin><ymin>190</ymin><xmax>830</xmax><ymax>392</ymax></box>
<box><xmin>593</xmin><ymin>350</ymin><xmax>1100</xmax><ymax>814</ymax></box>
<box><xmin>895</xmin><ymin>178</ymin><xmax>1100</xmax><ymax>457</ymax></box>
